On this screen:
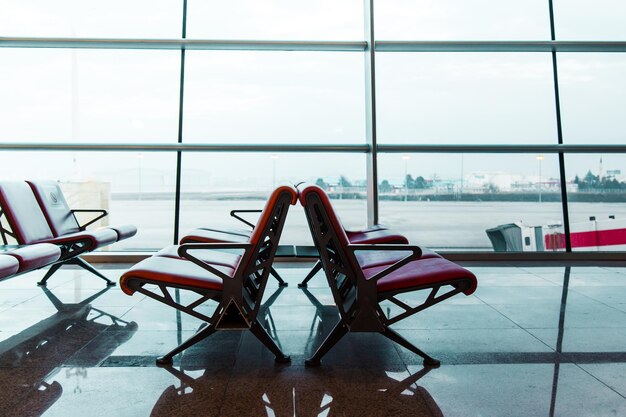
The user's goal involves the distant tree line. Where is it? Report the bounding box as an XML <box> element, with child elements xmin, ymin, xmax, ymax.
<box><xmin>379</xmin><ymin>175</ymin><xmax>430</xmax><ymax>193</ymax></box>
<box><xmin>316</xmin><ymin>175</ymin><xmax>430</xmax><ymax>193</ymax></box>
<box><xmin>574</xmin><ymin>171</ymin><xmax>626</xmax><ymax>191</ymax></box>
<box><xmin>314</xmin><ymin>170</ymin><xmax>626</xmax><ymax>195</ymax></box>
<box><xmin>315</xmin><ymin>176</ymin><xmax>353</xmax><ymax>189</ymax></box>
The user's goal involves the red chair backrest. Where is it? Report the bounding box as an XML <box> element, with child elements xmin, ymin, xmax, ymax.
<box><xmin>237</xmin><ymin>185</ymin><xmax>298</xmax><ymax>318</ymax></box>
<box><xmin>27</xmin><ymin>181</ymin><xmax>81</xmax><ymax>237</ymax></box>
<box><xmin>0</xmin><ymin>181</ymin><xmax>55</xmax><ymax>244</ymax></box>
<box><xmin>298</xmin><ymin>184</ymin><xmax>358</xmax><ymax>319</ymax></box>
<box><xmin>248</xmin><ymin>185</ymin><xmax>299</xmax><ymax>246</ymax></box>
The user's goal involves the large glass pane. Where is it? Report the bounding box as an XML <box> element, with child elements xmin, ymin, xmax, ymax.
<box><xmin>376</xmin><ymin>53</ymin><xmax>557</xmax><ymax>144</ymax></box>
<box><xmin>0</xmin><ymin>151</ymin><xmax>176</xmax><ymax>251</ymax></box>
<box><xmin>179</xmin><ymin>153</ymin><xmax>367</xmax><ymax>246</ymax></box>
<box><xmin>378</xmin><ymin>153</ymin><xmax>563</xmax><ymax>251</ymax></box>
<box><xmin>375</xmin><ymin>0</ymin><xmax>550</xmax><ymax>41</ymax></box>
<box><xmin>186</xmin><ymin>0</ymin><xmax>363</xmax><ymax>40</ymax></box>
<box><xmin>183</xmin><ymin>51</ymin><xmax>365</xmax><ymax>144</ymax></box>
<box><xmin>558</xmin><ymin>54</ymin><xmax>626</xmax><ymax>145</ymax></box>
<box><xmin>554</xmin><ymin>0</ymin><xmax>626</xmax><ymax>40</ymax></box>
<box><xmin>0</xmin><ymin>49</ymin><xmax>181</xmax><ymax>143</ymax></box>
<box><xmin>0</xmin><ymin>0</ymin><xmax>182</xmax><ymax>38</ymax></box>
<box><xmin>565</xmin><ymin>154</ymin><xmax>626</xmax><ymax>252</ymax></box>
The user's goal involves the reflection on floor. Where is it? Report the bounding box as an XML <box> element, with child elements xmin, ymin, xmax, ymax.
<box><xmin>1</xmin><ymin>262</ymin><xmax>626</xmax><ymax>416</ymax></box>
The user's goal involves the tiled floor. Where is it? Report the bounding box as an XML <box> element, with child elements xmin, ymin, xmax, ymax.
<box><xmin>1</xmin><ymin>262</ymin><xmax>626</xmax><ymax>416</ymax></box>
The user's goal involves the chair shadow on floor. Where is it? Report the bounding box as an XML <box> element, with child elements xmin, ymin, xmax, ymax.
<box><xmin>0</xmin><ymin>285</ymin><xmax>137</xmax><ymax>417</ymax></box>
<box><xmin>150</xmin><ymin>361</ymin><xmax>443</xmax><ymax>417</ymax></box>
<box><xmin>148</xmin><ymin>286</ymin><xmax>444</xmax><ymax>417</ymax></box>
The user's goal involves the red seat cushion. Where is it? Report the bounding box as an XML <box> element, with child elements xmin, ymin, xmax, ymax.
<box><xmin>6</xmin><ymin>243</ymin><xmax>61</xmax><ymax>272</ymax></box>
<box><xmin>120</xmin><ymin>256</ymin><xmax>228</xmax><ymax>295</ymax></box>
<box><xmin>355</xmin><ymin>247</ymin><xmax>441</xmax><ymax>269</ymax></box>
<box><xmin>363</xmin><ymin>257</ymin><xmax>477</xmax><ymax>295</ymax></box>
<box><xmin>346</xmin><ymin>227</ymin><xmax>409</xmax><ymax>245</ymax></box>
<box><xmin>107</xmin><ymin>224</ymin><xmax>137</xmax><ymax>241</ymax></box>
<box><xmin>180</xmin><ymin>228</ymin><xmax>251</xmax><ymax>244</ymax></box>
<box><xmin>156</xmin><ymin>245</ymin><xmax>241</xmax><ymax>269</ymax></box>
<box><xmin>37</xmin><ymin>228</ymin><xmax>118</xmax><ymax>249</ymax></box>
<box><xmin>0</xmin><ymin>255</ymin><xmax>19</xmax><ymax>279</ymax></box>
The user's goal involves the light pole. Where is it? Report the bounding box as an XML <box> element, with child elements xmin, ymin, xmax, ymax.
<box><xmin>402</xmin><ymin>155</ymin><xmax>410</xmax><ymax>202</ymax></box>
<box><xmin>137</xmin><ymin>153</ymin><xmax>144</xmax><ymax>200</ymax></box>
<box><xmin>460</xmin><ymin>153</ymin><xmax>464</xmax><ymax>199</ymax></box>
<box><xmin>537</xmin><ymin>155</ymin><xmax>544</xmax><ymax>203</ymax></box>
<box><xmin>270</xmin><ymin>154</ymin><xmax>279</xmax><ymax>188</ymax></box>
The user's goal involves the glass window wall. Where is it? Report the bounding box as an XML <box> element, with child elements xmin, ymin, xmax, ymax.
<box><xmin>378</xmin><ymin>153</ymin><xmax>563</xmax><ymax>251</ymax></box>
<box><xmin>183</xmin><ymin>51</ymin><xmax>365</xmax><ymax>144</ymax></box>
<box><xmin>179</xmin><ymin>153</ymin><xmax>367</xmax><ymax>246</ymax></box>
<box><xmin>376</xmin><ymin>53</ymin><xmax>557</xmax><ymax>145</ymax></box>
<box><xmin>1</xmin><ymin>0</ymin><xmax>624</xmax><ymax>254</ymax></box>
<box><xmin>0</xmin><ymin>49</ymin><xmax>181</xmax><ymax>143</ymax></box>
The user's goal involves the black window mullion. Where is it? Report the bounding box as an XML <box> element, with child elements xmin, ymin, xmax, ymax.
<box><xmin>173</xmin><ymin>0</ymin><xmax>188</xmax><ymax>244</ymax></box>
<box><xmin>549</xmin><ymin>0</ymin><xmax>572</xmax><ymax>252</ymax></box>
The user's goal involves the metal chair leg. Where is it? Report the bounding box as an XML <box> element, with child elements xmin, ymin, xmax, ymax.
<box><xmin>73</xmin><ymin>257</ymin><xmax>116</xmax><ymax>286</ymax></box>
<box><xmin>305</xmin><ymin>321</ymin><xmax>348</xmax><ymax>367</ymax></box>
<box><xmin>37</xmin><ymin>262</ymin><xmax>64</xmax><ymax>286</ymax></box>
<box><xmin>270</xmin><ymin>266</ymin><xmax>288</xmax><ymax>287</ymax></box>
<box><xmin>381</xmin><ymin>327</ymin><xmax>440</xmax><ymax>367</ymax></box>
<box><xmin>298</xmin><ymin>261</ymin><xmax>322</xmax><ymax>288</ymax></box>
<box><xmin>156</xmin><ymin>323</ymin><xmax>217</xmax><ymax>366</ymax></box>
<box><xmin>249</xmin><ymin>321</ymin><xmax>291</xmax><ymax>363</ymax></box>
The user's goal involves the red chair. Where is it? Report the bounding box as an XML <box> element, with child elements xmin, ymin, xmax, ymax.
<box><xmin>298</xmin><ymin>184</ymin><xmax>477</xmax><ymax>367</ymax></box>
<box><xmin>120</xmin><ymin>185</ymin><xmax>298</xmax><ymax>365</ymax></box>
<box><xmin>0</xmin><ymin>181</ymin><xmax>135</xmax><ymax>286</ymax></box>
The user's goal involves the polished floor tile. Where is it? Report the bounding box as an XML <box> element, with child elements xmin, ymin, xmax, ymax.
<box><xmin>0</xmin><ymin>262</ymin><xmax>625</xmax><ymax>416</ymax></box>
<box><xmin>528</xmin><ymin>327</ymin><xmax>626</xmax><ymax>352</ymax></box>
<box><xmin>494</xmin><ymin>301</ymin><xmax>626</xmax><ymax>329</ymax></box>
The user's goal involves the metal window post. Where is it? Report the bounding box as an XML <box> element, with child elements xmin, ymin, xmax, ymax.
<box><xmin>549</xmin><ymin>0</ymin><xmax>572</xmax><ymax>252</ymax></box>
<box><xmin>173</xmin><ymin>0</ymin><xmax>188</xmax><ymax>244</ymax></box>
<box><xmin>364</xmin><ymin>0</ymin><xmax>379</xmax><ymax>226</ymax></box>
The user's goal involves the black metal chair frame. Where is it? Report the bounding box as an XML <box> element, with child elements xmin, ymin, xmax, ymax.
<box><xmin>297</xmin><ymin>224</ymin><xmax>405</xmax><ymax>288</ymax></box>
<box><xmin>185</xmin><ymin>208</ymin><xmax>288</xmax><ymax>287</ymax></box>
<box><xmin>122</xmin><ymin>189</ymin><xmax>294</xmax><ymax>365</ymax></box>
<box><xmin>301</xmin><ymin>188</ymin><xmax>475</xmax><ymax>367</ymax></box>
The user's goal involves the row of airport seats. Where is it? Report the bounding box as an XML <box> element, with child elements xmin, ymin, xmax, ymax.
<box><xmin>0</xmin><ymin>180</ymin><xmax>137</xmax><ymax>286</ymax></box>
<box><xmin>121</xmin><ymin>183</ymin><xmax>477</xmax><ymax>367</ymax></box>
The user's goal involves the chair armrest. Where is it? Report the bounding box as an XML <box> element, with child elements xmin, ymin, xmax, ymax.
<box><xmin>229</xmin><ymin>210</ymin><xmax>262</xmax><ymax>229</ymax></box>
<box><xmin>346</xmin><ymin>244</ymin><xmax>422</xmax><ymax>283</ymax></box>
<box><xmin>71</xmin><ymin>209</ymin><xmax>108</xmax><ymax>230</ymax></box>
<box><xmin>178</xmin><ymin>242</ymin><xmax>253</xmax><ymax>281</ymax></box>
